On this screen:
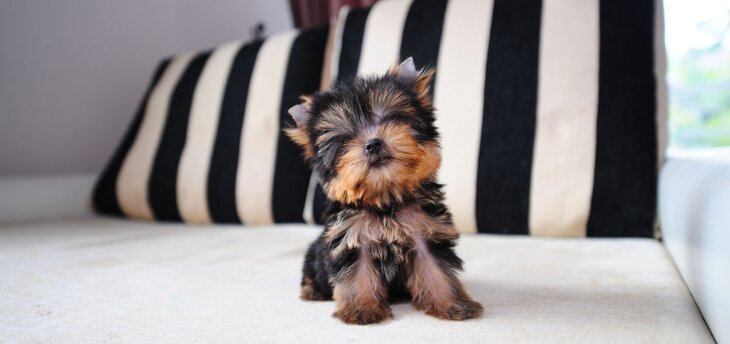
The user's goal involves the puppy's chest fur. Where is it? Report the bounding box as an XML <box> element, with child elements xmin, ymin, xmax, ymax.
<box><xmin>324</xmin><ymin>205</ymin><xmax>458</xmax><ymax>284</ymax></box>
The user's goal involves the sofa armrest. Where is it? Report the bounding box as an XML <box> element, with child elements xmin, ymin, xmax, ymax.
<box><xmin>0</xmin><ymin>173</ymin><xmax>96</xmax><ymax>225</ymax></box>
<box><xmin>659</xmin><ymin>148</ymin><xmax>730</xmax><ymax>343</ymax></box>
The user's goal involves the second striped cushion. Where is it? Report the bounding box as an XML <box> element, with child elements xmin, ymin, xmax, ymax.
<box><xmin>305</xmin><ymin>0</ymin><xmax>666</xmax><ymax>237</ymax></box>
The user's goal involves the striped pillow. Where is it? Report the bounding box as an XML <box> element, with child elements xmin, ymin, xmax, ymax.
<box><xmin>93</xmin><ymin>26</ymin><xmax>329</xmax><ymax>224</ymax></box>
<box><xmin>303</xmin><ymin>0</ymin><xmax>667</xmax><ymax>237</ymax></box>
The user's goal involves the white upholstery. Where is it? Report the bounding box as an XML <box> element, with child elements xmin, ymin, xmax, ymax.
<box><xmin>0</xmin><ymin>217</ymin><xmax>712</xmax><ymax>343</ymax></box>
<box><xmin>660</xmin><ymin>149</ymin><xmax>730</xmax><ymax>344</ymax></box>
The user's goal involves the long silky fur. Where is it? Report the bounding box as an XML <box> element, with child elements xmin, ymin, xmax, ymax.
<box><xmin>287</xmin><ymin>59</ymin><xmax>482</xmax><ymax>324</ymax></box>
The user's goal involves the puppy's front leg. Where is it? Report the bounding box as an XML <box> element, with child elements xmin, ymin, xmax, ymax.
<box><xmin>332</xmin><ymin>241</ymin><xmax>392</xmax><ymax>324</ymax></box>
<box><xmin>407</xmin><ymin>234</ymin><xmax>483</xmax><ymax>320</ymax></box>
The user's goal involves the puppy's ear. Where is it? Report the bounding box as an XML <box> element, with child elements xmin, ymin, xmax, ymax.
<box><xmin>388</xmin><ymin>57</ymin><xmax>435</xmax><ymax>108</ymax></box>
<box><xmin>289</xmin><ymin>103</ymin><xmax>309</xmax><ymax>128</ymax></box>
<box><xmin>284</xmin><ymin>96</ymin><xmax>314</xmax><ymax>160</ymax></box>
<box><xmin>389</xmin><ymin>57</ymin><xmax>418</xmax><ymax>84</ymax></box>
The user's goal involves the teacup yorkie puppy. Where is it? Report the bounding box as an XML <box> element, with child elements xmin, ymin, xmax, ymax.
<box><xmin>285</xmin><ymin>57</ymin><xmax>482</xmax><ymax>325</ymax></box>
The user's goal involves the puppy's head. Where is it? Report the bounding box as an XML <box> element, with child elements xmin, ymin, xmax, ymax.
<box><xmin>285</xmin><ymin>57</ymin><xmax>440</xmax><ymax>208</ymax></box>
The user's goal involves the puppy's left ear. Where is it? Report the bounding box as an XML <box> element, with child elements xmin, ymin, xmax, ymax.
<box><xmin>389</xmin><ymin>57</ymin><xmax>435</xmax><ymax>108</ymax></box>
<box><xmin>284</xmin><ymin>96</ymin><xmax>314</xmax><ymax>160</ymax></box>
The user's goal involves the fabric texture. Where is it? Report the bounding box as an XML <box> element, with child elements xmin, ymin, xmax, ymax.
<box><xmin>92</xmin><ymin>26</ymin><xmax>329</xmax><ymax>224</ymax></box>
<box><xmin>0</xmin><ymin>217</ymin><xmax>712</xmax><ymax>343</ymax></box>
<box><xmin>659</xmin><ymin>150</ymin><xmax>730</xmax><ymax>344</ymax></box>
<box><xmin>312</xmin><ymin>0</ymin><xmax>667</xmax><ymax>237</ymax></box>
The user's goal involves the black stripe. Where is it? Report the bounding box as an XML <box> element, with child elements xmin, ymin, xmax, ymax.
<box><xmin>336</xmin><ymin>7</ymin><xmax>371</xmax><ymax>81</ymax></box>
<box><xmin>313</xmin><ymin>183</ymin><xmax>328</xmax><ymax>224</ymax></box>
<box><xmin>148</xmin><ymin>52</ymin><xmax>211</xmax><ymax>221</ymax></box>
<box><xmin>273</xmin><ymin>25</ymin><xmax>329</xmax><ymax>223</ymax></box>
<box><xmin>476</xmin><ymin>0</ymin><xmax>542</xmax><ymax>234</ymax></box>
<box><xmin>398</xmin><ymin>0</ymin><xmax>448</xmax><ymax>90</ymax></box>
<box><xmin>207</xmin><ymin>41</ymin><xmax>264</xmax><ymax>224</ymax></box>
<box><xmin>587</xmin><ymin>0</ymin><xmax>656</xmax><ymax>237</ymax></box>
<box><xmin>92</xmin><ymin>60</ymin><xmax>171</xmax><ymax>217</ymax></box>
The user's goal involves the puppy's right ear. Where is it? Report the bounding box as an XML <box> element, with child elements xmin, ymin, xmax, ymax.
<box><xmin>388</xmin><ymin>57</ymin><xmax>435</xmax><ymax>108</ymax></box>
<box><xmin>284</xmin><ymin>96</ymin><xmax>314</xmax><ymax>160</ymax></box>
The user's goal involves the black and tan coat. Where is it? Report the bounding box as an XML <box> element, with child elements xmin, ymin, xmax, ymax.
<box><xmin>286</xmin><ymin>58</ymin><xmax>482</xmax><ymax>325</ymax></box>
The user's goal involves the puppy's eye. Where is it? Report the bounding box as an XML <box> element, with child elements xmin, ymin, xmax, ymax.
<box><xmin>381</xmin><ymin>112</ymin><xmax>412</xmax><ymax>125</ymax></box>
<box><xmin>316</xmin><ymin>135</ymin><xmax>349</xmax><ymax>168</ymax></box>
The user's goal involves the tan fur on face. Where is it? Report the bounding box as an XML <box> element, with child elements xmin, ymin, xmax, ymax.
<box><xmin>325</xmin><ymin>123</ymin><xmax>441</xmax><ymax>208</ymax></box>
<box><xmin>284</xmin><ymin>127</ymin><xmax>313</xmax><ymax>160</ymax></box>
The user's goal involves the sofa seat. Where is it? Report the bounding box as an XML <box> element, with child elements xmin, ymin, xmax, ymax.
<box><xmin>0</xmin><ymin>217</ymin><xmax>712</xmax><ymax>343</ymax></box>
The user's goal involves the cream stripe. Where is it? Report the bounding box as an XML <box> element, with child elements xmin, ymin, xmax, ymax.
<box><xmin>318</xmin><ymin>21</ymin><xmax>334</xmax><ymax>92</ymax></box>
<box><xmin>529</xmin><ymin>0</ymin><xmax>599</xmax><ymax>237</ymax></box>
<box><xmin>433</xmin><ymin>0</ymin><xmax>494</xmax><ymax>234</ymax></box>
<box><xmin>116</xmin><ymin>53</ymin><xmax>195</xmax><ymax>220</ymax></box>
<box><xmin>176</xmin><ymin>41</ymin><xmax>243</xmax><ymax>224</ymax></box>
<box><xmin>302</xmin><ymin>172</ymin><xmax>320</xmax><ymax>225</ymax></box>
<box><xmin>357</xmin><ymin>0</ymin><xmax>413</xmax><ymax>76</ymax></box>
<box><xmin>654</xmin><ymin>0</ymin><xmax>668</xmax><ymax>238</ymax></box>
<box><xmin>325</xmin><ymin>5</ymin><xmax>349</xmax><ymax>88</ymax></box>
<box><xmin>236</xmin><ymin>31</ymin><xmax>298</xmax><ymax>225</ymax></box>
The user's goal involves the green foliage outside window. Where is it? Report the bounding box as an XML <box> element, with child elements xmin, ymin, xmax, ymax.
<box><xmin>667</xmin><ymin>2</ymin><xmax>730</xmax><ymax>147</ymax></box>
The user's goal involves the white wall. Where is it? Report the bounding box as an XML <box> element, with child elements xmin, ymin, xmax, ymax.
<box><xmin>0</xmin><ymin>0</ymin><xmax>292</xmax><ymax>176</ymax></box>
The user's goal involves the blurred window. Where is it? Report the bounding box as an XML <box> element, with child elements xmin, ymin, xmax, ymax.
<box><xmin>665</xmin><ymin>0</ymin><xmax>730</xmax><ymax>148</ymax></box>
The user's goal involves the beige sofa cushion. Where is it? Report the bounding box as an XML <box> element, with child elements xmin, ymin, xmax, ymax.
<box><xmin>0</xmin><ymin>218</ymin><xmax>712</xmax><ymax>343</ymax></box>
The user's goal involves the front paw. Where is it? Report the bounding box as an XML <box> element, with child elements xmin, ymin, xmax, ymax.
<box><xmin>426</xmin><ymin>298</ymin><xmax>483</xmax><ymax>321</ymax></box>
<box><xmin>334</xmin><ymin>303</ymin><xmax>393</xmax><ymax>325</ymax></box>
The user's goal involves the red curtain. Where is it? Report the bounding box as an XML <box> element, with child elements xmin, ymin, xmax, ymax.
<box><xmin>289</xmin><ymin>0</ymin><xmax>378</xmax><ymax>28</ymax></box>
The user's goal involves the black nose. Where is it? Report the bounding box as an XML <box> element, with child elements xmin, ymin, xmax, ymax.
<box><xmin>365</xmin><ymin>138</ymin><xmax>383</xmax><ymax>154</ymax></box>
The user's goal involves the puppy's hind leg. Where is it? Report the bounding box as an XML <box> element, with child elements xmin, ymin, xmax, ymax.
<box><xmin>301</xmin><ymin>236</ymin><xmax>333</xmax><ymax>301</ymax></box>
